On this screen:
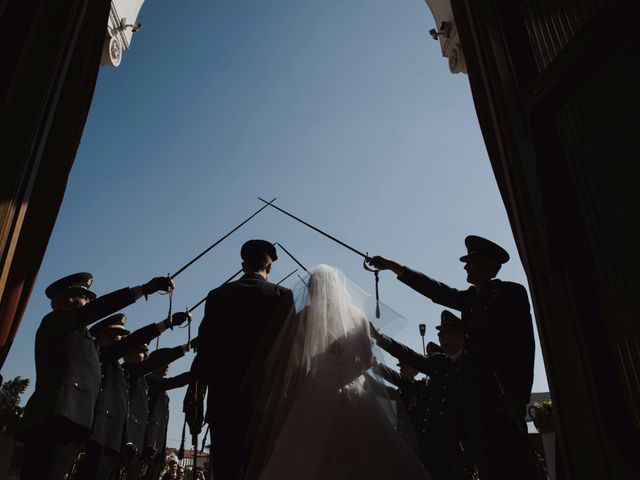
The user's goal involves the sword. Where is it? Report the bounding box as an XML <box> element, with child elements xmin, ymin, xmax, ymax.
<box><xmin>259</xmin><ymin>199</ymin><xmax>381</xmax><ymax>317</ymax></box>
<box><xmin>65</xmin><ymin>446</ymin><xmax>86</xmax><ymax>480</ymax></box>
<box><xmin>259</xmin><ymin>198</ymin><xmax>368</xmax><ymax>258</ymax></box>
<box><xmin>277</xmin><ymin>268</ymin><xmax>299</xmax><ymax>285</ymax></box>
<box><xmin>174</xmin><ymin>269</ymin><xmax>244</xmax><ymax>351</ymax></box>
<box><xmin>187</xmin><ymin>269</ymin><xmax>243</xmax><ymax>313</ymax></box>
<box><xmin>171</xmin><ymin>198</ymin><xmax>276</xmax><ymax>279</ymax></box>
<box><xmin>274</xmin><ymin>242</ymin><xmax>310</xmax><ymax>273</ymax></box>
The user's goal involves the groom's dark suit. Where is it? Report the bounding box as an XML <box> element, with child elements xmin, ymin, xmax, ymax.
<box><xmin>192</xmin><ymin>272</ymin><xmax>294</xmax><ymax>480</ymax></box>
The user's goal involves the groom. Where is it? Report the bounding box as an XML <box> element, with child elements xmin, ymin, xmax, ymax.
<box><xmin>190</xmin><ymin>240</ymin><xmax>294</xmax><ymax>480</ymax></box>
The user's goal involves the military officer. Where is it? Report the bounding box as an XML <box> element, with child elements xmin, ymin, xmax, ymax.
<box><xmin>368</xmin><ymin>235</ymin><xmax>536</xmax><ymax>479</ymax></box>
<box><xmin>17</xmin><ymin>272</ymin><xmax>173</xmax><ymax>480</ymax></box>
<box><xmin>75</xmin><ymin>311</ymin><xmax>190</xmax><ymax>480</ymax></box>
<box><xmin>121</xmin><ymin>339</ymin><xmax>196</xmax><ymax>480</ymax></box>
<box><xmin>374</xmin><ymin>360</ymin><xmax>430</xmax><ymax>462</ymax></box>
<box><xmin>427</xmin><ymin>342</ymin><xmax>443</xmax><ymax>355</ymax></box>
<box><xmin>119</xmin><ymin>342</ymin><xmax>151</xmax><ymax>480</ymax></box>
<box><xmin>141</xmin><ymin>348</ymin><xmax>192</xmax><ymax>480</ymax></box>
<box><xmin>372</xmin><ymin>311</ymin><xmax>468</xmax><ymax>479</ymax></box>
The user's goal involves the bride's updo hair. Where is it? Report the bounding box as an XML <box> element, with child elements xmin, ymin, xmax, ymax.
<box><xmin>305</xmin><ymin>265</ymin><xmax>365</xmax><ymax>336</ymax></box>
<box><xmin>308</xmin><ymin>264</ymin><xmax>347</xmax><ymax>300</ymax></box>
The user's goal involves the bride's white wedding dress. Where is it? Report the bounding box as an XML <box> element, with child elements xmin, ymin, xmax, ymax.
<box><xmin>254</xmin><ymin>265</ymin><xmax>432</xmax><ymax>480</ymax></box>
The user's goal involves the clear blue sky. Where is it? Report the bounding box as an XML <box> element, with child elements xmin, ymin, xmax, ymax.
<box><xmin>2</xmin><ymin>0</ymin><xmax>548</xmax><ymax>448</ymax></box>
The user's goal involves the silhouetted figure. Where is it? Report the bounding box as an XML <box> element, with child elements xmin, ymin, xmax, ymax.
<box><xmin>121</xmin><ymin>340</ymin><xmax>193</xmax><ymax>480</ymax></box>
<box><xmin>141</xmin><ymin>349</ymin><xmax>192</xmax><ymax>480</ymax></box>
<box><xmin>368</xmin><ymin>236</ymin><xmax>536</xmax><ymax>479</ymax></box>
<box><xmin>75</xmin><ymin>312</ymin><xmax>189</xmax><ymax>480</ymax></box>
<box><xmin>373</xmin><ymin>311</ymin><xmax>469</xmax><ymax>480</ymax></box>
<box><xmin>162</xmin><ymin>459</ymin><xmax>179</xmax><ymax>480</ymax></box>
<box><xmin>17</xmin><ymin>273</ymin><xmax>173</xmax><ymax>480</ymax></box>
<box><xmin>373</xmin><ymin>360</ymin><xmax>430</xmax><ymax>462</ymax></box>
<box><xmin>189</xmin><ymin>240</ymin><xmax>294</xmax><ymax>480</ymax></box>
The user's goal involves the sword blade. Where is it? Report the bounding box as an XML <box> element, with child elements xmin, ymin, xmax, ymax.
<box><xmin>276</xmin><ymin>268</ymin><xmax>298</xmax><ymax>285</ymax></box>
<box><xmin>275</xmin><ymin>242</ymin><xmax>309</xmax><ymax>273</ymax></box>
<box><xmin>258</xmin><ymin>197</ymin><xmax>368</xmax><ymax>259</ymax></box>
<box><xmin>172</xmin><ymin>198</ymin><xmax>277</xmax><ymax>279</ymax></box>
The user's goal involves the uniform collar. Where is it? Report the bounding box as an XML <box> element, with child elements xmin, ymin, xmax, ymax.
<box><xmin>473</xmin><ymin>278</ymin><xmax>501</xmax><ymax>294</ymax></box>
<box><xmin>241</xmin><ymin>272</ymin><xmax>268</xmax><ymax>281</ymax></box>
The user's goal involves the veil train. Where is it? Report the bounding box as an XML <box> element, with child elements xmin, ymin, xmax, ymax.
<box><xmin>246</xmin><ymin>265</ymin><xmax>432</xmax><ymax>480</ymax></box>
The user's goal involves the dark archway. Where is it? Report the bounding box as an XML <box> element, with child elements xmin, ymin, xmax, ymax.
<box><xmin>0</xmin><ymin>0</ymin><xmax>111</xmax><ymax>367</ymax></box>
<box><xmin>451</xmin><ymin>0</ymin><xmax>640</xmax><ymax>477</ymax></box>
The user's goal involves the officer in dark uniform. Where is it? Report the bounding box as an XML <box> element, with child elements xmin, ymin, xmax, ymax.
<box><xmin>17</xmin><ymin>272</ymin><xmax>173</xmax><ymax>480</ymax></box>
<box><xmin>372</xmin><ymin>311</ymin><xmax>468</xmax><ymax>480</ymax></box>
<box><xmin>368</xmin><ymin>235</ymin><xmax>536</xmax><ymax>479</ymax></box>
<box><xmin>120</xmin><ymin>342</ymin><xmax>151</xmax><ymax>480</ymax></box>
<box><xmin>427</xmin><ymin>341</ymin><xmax>443</xmax><ymax>355</ymax></box>
<box><xmin>189</xmin><ymin>239</ymin><xmax>295</xmax><ymax>480</ymax></box>
<box><xmin>374</xmin><ymin>360</ymin><xmax>430</xmax><ymax>462</ymax></box>
<box><xmin>141</xmin><ymin>348</ymin><xmax>192</xmax><ymax>480</ymax></box>
<box><xmin>75</xmin><ymin>311</ymin><xmax>190</xmax><ymax>480</ymax></box>
<box><xmin>121</xmin><ymin>340</ymin><xmax>195</xmax><ymax>480</ymax></box>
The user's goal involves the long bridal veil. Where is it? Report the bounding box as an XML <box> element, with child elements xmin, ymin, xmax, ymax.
<box><xmin>246</xmin><ymin>265</ymin><xmax>431</xmax><ymax>480</ymax></box>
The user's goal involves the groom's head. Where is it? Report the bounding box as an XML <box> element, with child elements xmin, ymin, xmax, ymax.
<box><xmin>241</xmin><ymin>239</ymin><xmax>278</xmax><ymax>280</ymax></box>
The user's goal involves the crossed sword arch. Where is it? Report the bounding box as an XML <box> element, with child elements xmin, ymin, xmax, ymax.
<box><xmin>158</xmin><ymin>197</ymin><xmax>381</xmax><ymax>469</ymax></box>
<box><xmin>169</xmin><ymin>197</ymin><xmax>381</xmax><ymax>319</ymax></box>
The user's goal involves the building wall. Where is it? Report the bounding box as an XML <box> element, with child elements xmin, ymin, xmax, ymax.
<box><xmin>0</xmin><ymin>0</ymin><xmax>111</xmax><ymax>367</ymax></box>
<box><xmin>450</xmin><ymin>0</ymin><xmax>640</xmax><ymax>477</ymax></box>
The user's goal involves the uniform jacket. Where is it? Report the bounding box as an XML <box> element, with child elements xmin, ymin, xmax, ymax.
<box><xmin>123</xmin><ymin>346</ymin><xmax>187</xmax><ymax>454</ymax></box>
<box><xmin>192</xmin><ymin>273</ymin><xmax>294</xmax><ymax>424</ymax></box>
<box><xmin>89</xmin><ymin>323</ymin><xmax>163</xmax><ymax>453</ymax></box>
<box><xmin>398</xmin><ymin>268</ymin><xmax>535</xmax><ymax>403</ymax></box>
<box><xmin>375</xmin><ymin>333</ymin><xmax>465</xmax><ymax>469</ymax></box>
<box><xmin>375</xmin><ymin>335</ymin><xmax>461</xmax><ymax>431</ymax></box>
<box><xmin>144</xmin><ymin>363</ymin><xmax>190</xmax><ymax>458</ymax></box>
<box><xmin>374</xmin><ymin>363</ymin><xmax>430</xmax><ymax>451</ymax></box>
<box><xmin>124</xmin><ymin>374</ymin><xmax>148</xmax><ymax>455</ymax></box>
<box><xmin>17</xmin><ymin>288</ymin><xmax>138</xmax><ymax>438</ymax></box>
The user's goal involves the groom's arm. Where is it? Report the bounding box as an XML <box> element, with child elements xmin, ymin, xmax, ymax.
<box><xmin>247</xmin><ymin>287</ymin><xmax>295</xmax><ymax>387</ymax></box>
<box><xmin>260</xmin><ymin>287</ymin><xmax>295</xmax><ymax>354</ymax></box>
<box><xmin>271</xmin><ymin>288</ymin><xmax>295</xmax><ymax>337</ymax></box>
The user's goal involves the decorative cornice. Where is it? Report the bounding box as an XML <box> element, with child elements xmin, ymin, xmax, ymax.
<box><xmin>424</xmin><ymin>0</ymin><xmax>467</xmax><ymax>74</ymax></box>
<box><xmin>101</xmin><ymin>0</ymin><xmax>145</xmax><ymax>68</ymax></box>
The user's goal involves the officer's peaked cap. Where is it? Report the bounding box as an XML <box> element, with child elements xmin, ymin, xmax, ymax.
<box><xmin>130</xmin><ymin>343</ymin><xmax>149</xmax><ymax>354</ymax></box>
<box><xmin>148</xmin><ymin>347</ymin><xmax>172</xmax><ymax>365</ymax></box>
<box><xmin>436</xmin><ymin>310</ymin><xmax>463</xmax><ymax>331</ymax></box>
<box><xmin>459</xmin><ymin>235</ymin><xmax>510</xmax><ymax>264</ymax></box>
<box><xmin>90</xmin><ymin>313</ymin><xmax>129</xmax><ymax>335</ymax></box>
<box><xmin>45</xmin><ymin>272</ymin><xmax>96</xmax><ymax>300</ymax></box>
<box><xmin>241</xmin><ymin>239</ymin><xmax>278</xmax><ymax>262</ymax></box>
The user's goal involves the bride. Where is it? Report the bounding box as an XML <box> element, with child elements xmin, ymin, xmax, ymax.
<box><xmin>247</xmin><ymin>264</ymin><xmax>432</xmax><ymax>480</ymax></box>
